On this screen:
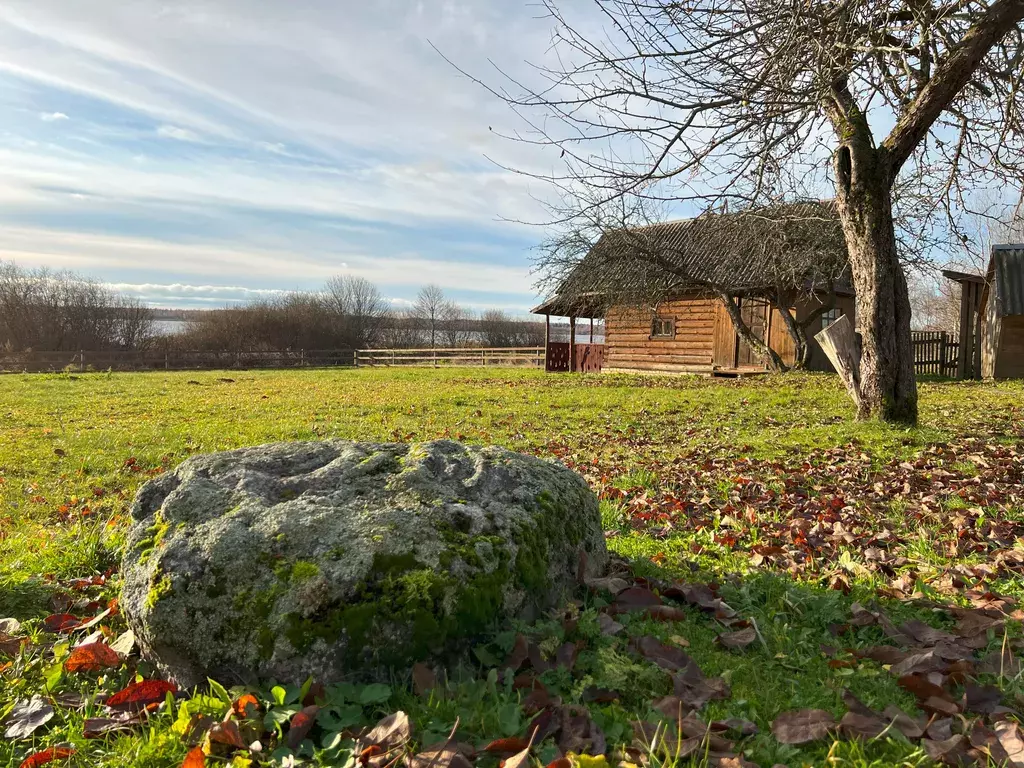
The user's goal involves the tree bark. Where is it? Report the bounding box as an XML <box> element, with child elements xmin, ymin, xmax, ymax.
<box><xmin>831</xmin><ymin>143</ymin><xmax>917</xmax><ymax>423</ymax></box>
<box><xmin>717</xmin><ymin>292</ymin><xmax>787</xmax><ymax>372</ymax></box>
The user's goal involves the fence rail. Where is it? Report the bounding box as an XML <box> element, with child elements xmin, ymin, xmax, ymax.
<box><xmin>910</xmin><ymin>331</ymin><xmax>960</xmax><ymax>376</ymax></box>
<box><xmin>0</xmin><ymin>346</ymin><xmax>546</xmax><ymax>373</ymax></box>
<box><xmin>355</xmin><ymin>347</ymin><xmax>544</xmax><ymax>368</ymax></box>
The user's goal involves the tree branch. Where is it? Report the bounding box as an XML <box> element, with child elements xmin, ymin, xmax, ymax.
<box><xmin>883</xmin><ymin>0</ymin><xmax>1024</xmax><ymax>175</ymax></box>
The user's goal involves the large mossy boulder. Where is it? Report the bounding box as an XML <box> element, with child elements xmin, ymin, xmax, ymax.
<box><xmin>121</xmin><ymin>439</ymin><xmax>607</xmax><ymax>687</ymax></box>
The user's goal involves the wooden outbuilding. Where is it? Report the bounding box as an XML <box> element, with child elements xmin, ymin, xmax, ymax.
<box><xmin>980</xmin><ymin>244</ymin><xmax>1024</xmax><ymax>379</ymax></box>
<box><xmin>533</xmin><ymin>202</ymin><xmax>853</xmax><ymax>375</ymax></box>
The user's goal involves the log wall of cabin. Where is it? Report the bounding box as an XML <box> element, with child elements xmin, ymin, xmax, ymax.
<box><xmin>604</xmin><ymin>296</ymin><xmax>717</xmax><ymax>372</ymax></box>
<box><xmin>603</xmin><ymin>292</ymin><xmax>855</xmax><ymax>374</ymax></box>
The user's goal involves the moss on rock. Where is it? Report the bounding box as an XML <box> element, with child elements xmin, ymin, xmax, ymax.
<box><xmin>120</xmin><ymin>439</ymin><xmax>607</xmax><ymax>687</ymax></box>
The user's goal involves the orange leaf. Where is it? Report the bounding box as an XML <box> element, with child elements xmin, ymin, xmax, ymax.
<box><xmin>106</xmin><ymin>679</ymin><xmax>177</xmax><ymax>709</ymax></box>
<box><xmin>484</xmin><ymin>738</ymin><xmax>531</xmax><ymax>753</ymax></box>
<box><xmin>546</xmin><ymin>759</ymin><xmax>573</xmax><ymax>768</ymax></box>
<box><xmin>181</xmin><ymin>747</ymin><xmax>206</xmax><ymax>768</ymax></box>
<box><xmin>286</xmin><ymin>705</ymin><xmax>319</xmax><ymax>750</ymax></box>
<box><xmin>64</xmin><ymin>642</ymin><xmax>121</xmax><ymax>673</ymax></box>
<box><xmin>359</xmin><ymin>745</ymin><xmax>383</xmax><ymax>764</ymax></box>
<box><xmin>232</xmin><ymin>693</ymin><xmax>260</xmax><ymax>719</ymax></box>
<box><xmin>19</xmin><ymin>747</ymin><xmax>76</xmax><ymax>768</ymax></box>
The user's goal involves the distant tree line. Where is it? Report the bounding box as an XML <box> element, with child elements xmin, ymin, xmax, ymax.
<box><xmin>176</xmin><ymin>279</ymin><xmax>544</xmax><ymax>351</ymax></box>
<box><xmin>0</xmin><ymin>261</ymin><xmax>153</xmax><ymax>352</ymax></box>
<box><xmin>0</xmin><ymin>261</ymin><xmax>545</xmax><ymax>354</ymax></box>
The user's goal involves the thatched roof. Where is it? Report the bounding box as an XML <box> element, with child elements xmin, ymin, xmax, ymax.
<box><xmin>532</xmin><ymin>201</ymin><xmax>851</xmax><ymax>317</ymax></box>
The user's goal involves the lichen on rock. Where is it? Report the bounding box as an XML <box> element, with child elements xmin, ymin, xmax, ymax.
<box><xmin>120</xmin><ymin>439</ymin><xmax>607</xmax><ymax>687</ymax></box>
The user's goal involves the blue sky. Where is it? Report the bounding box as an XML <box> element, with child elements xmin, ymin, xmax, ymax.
<box><xmin>0</xmin><ymin>1</ymin><xmax>577</xmax><ymax>311</ymax></box>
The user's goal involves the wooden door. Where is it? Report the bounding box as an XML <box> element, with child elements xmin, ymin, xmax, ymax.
<box><xmin>736</xmin><ymin>298</ymin><xmax>769</xmax><ymax>367</ymax></box>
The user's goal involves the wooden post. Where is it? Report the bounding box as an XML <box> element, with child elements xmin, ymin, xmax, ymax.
<box><xmin>544</xmin><ymin>315</ymin><xmax>551</xmax><ymax>372</ymax></box>
<box><xmin>589</xmin><ymin>317</ymin><xmax>594</xmax><ymax>344</ymax></box>
<box><xmin>956</xmin><ymin>282</ymin><xmax>972</xmax><ymax>380</ymax></box>
<box><xmin>971</xmin><ymin>282</ymin><xmax>983</xmax><ymax>379</ymax></box>
<box><xmin>569</xmin><ymin>316</ymin><xmax>577</xmax><ymax>372</ymax></box>
<box><xmin>815</xmin><ymin>315</ymin><xmax>862</xmax><ymax>410</ymax></box>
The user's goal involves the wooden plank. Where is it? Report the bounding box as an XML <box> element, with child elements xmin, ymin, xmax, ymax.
<box><xmin>815</xmin><ymin>315</ymin><xmax>861</xmax><ymax>408</ymax></box>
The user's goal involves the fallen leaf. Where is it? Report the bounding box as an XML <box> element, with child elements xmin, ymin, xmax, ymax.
<box><xmin>232</xmin><ymin>693</ymin><xmax>260</xmax><ymax>719</ymax></box>
<box><xmin>771</xmin><ymin>709</ymin><xmax>835</xmax><ymax>745</ymax></box>
<box><xmin>182</xmin><ymin>747</ymin><xmax>206</xmax><ymax>768</ymax></box>
<box><xmin>109</xmin><ymin>630</ymin><xmax>135</xmax><ymax>657</ymax></box>
<box><xmin>505</xmin><ymin>634</ymin><xmax>530</xmax><ymax>672</ymax></box>
<box><xmin>995</xmin><ymin>721</ymin><xmax>1024</xmax><ymax>766</ymax></box>
<box><xmin>64</xmin><ymin>641</ymin><xmax>121</xmax><ymax>672</ymax></box>
<box><xmin>362</xmin><ymin>710</ymin><xmax>412</xmax><ymax>751</ymax></box>
<box><xmin>484</xmin><ymin>738</ymin><xmax>531</xmax><ymax>753</ymax></box>
<box><xmin>716</xmin><ymin>626</ymin><xmax>756</xmax><ymax>651</ymax></box>
<box><xmin>614</xmin><ymin>586</ymin><xmax>663</xmax><ymax>610</ymax></box>
<box><xmin>105</xmin><ymin>678</ymin><xmax>177</xmax><ymax>710</ymax></box>
<box><xmin>502</xmin><ymin>747</ymin><xmax>532</xmax><ymax>768</ymax></box>
<box><xmin>897</xmin><ymin>673</ymin><xmax>955</xmax><ymax>704</ymax></box>
<box><xmin>18</xmin><ymin>746</ymin><xmax>76</xmax><ymax>768</ymax></box>
<box><xmin>286</xmin><ymin>705</ymin><xmax>320</xmax><ymax>750</ymax></box>
<box><xmin>710</xmin><ymin>718</ymin><xmax>759</xmax><ymax>737</ymax></box>
<box><xmin>881</xmin><ymin>705</ymin><xmax>925</xmax><ymax>740</ymax></box>
<box><xmin>412</xmin><ymin>662</ymin><xmax>436</xmax><ymax>695</ymax></box>
<box><xmin>965</xmin><ymin>683</ymin><xmax>1002</xmax><ymax>715</ymax></box>
<box><xmin>0</xmin><ymin>618</ymin><xmax>21</xmax><ymax>633</ymax></box>
<box><xmin>407</xmin><ymin>746</ymin><xmax>472</xmax><ymax>768</ymax></box>
<box><xmin>922</xmin><ymin>734</ymin><xmax>968</xmax><ymax>765</ymax></box>
<box><xmin>597</xmin><ymin>614</ymin><xmax>624</xmax><ymax>636</ymax></box>
<box><xmin>642</xmin><ymin>605</ymin><xmax>687</xmax><ymax>621</ymax></box>
<box><xmin>4</xmin><ymin>696</ymin><xmax>54</xmax><ymax>739</ymax></box>
<box><xmin>84</xmin><ymin>713</ymin><xmax>143</xmax><ymax>739</ymax></box>
<box><xmin>584</xmin><ymin>576</ymin><xmax>630</xmax><ymax>595</ymax></box>
<box><xmin>42</xmin><ymin>614</ymin><xmax>81</xmax><ymax>633</ymax></box>
<box><xmin>634</xmin><ymin>635</ymin><xmax>691</xmax><ymax>671</ymax></box>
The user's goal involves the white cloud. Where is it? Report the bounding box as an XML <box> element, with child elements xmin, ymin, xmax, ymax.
<box><xmin>156</xmin><ymin>124</ymin><xmax>201</xmax><ymax>142</ymax></box>
<box><xmin>105</xmin><ymin>282</ymin><xmax>289</xmax><ymax>303</ymax></box>
<box><xmin>0</xmin><ymin>226</ymin><xmax>536</xmax><ymax>294</ymax></box>
<box><xmin>39</xmin><ymin>111</ymin><xmax>68</xmax><ymax>121</ymax></box>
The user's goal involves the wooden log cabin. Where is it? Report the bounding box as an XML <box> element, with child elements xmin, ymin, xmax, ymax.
<box><xmin>533</xmin><ymin>202</ymin><xmax>854</xmax><ymax>375</ymax></box>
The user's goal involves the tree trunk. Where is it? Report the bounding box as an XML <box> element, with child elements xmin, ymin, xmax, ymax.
<box><xmin>771</xmin><ymin>296</ymin><xmax>810</xmax><ymax>370</ymax></box>
<box><xmin>717</xmin><ymin>292</ymin><xmax>787</xmax><ymax>372</ymax></box>
<box><xmin>832</xmin><ymin>146</ymin><xmax>917</xmax><ymax>423</ymax></box>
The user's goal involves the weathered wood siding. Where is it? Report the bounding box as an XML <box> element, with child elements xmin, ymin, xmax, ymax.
<box><xmin>603</xmin><ymin>291</ymin><xmax>855</xmax><ymax>374</ymax></box>
<box><xmin>604</xmin><ymin>297</ymin><xmax>717</xmax><ymax>373</ymax></box>
<box><xmin>993</xmin><ymin>316</ymin><xmax>1024</xmax><ymax>379</ymax></box>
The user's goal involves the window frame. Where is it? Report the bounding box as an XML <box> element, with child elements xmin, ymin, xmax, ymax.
<box><xmin>650</xmin><ymin>316</ymin><xmax>675</xmax><ymax>339</ymax></box>
<box><xmin>820</xmin><ymin>307</ymin><xmax>843</xmax><ymax>329</ymax></box>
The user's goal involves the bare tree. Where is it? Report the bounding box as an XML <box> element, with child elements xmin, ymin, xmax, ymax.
<box><xmin>480</xmin><ymin>309</ymin><xmax>517</xmax><ymax>347</ymax></box>
<box><xmin>441</xmin><ymin>303</ymin><xmax>475</xmax><ymax>347</ymax></box>
<box><xmin>412</xmin><ymin>284</ymin><xmax>449</xmax><ymax>348</ymax></box>
<box><xmin>378</xmin><ymin>311</ymin><xmax>423</xmax><ymax>348</ymax></box>
<box><xmin>323</xmin><ymin>275</ymin><xmax>391</xmax><ymax>349</ymax></box>
<box><xmin>457</xmin><ymin>0</ymin><xmax>1024</xmax><ymax>423</ymax></box>
<box><xmin>0</xmin><ymin>261</ymin><xmax>154</xmax><ymax>352</ymax></box>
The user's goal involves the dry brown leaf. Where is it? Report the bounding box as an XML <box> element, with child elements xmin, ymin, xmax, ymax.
<box><xmin>771</xmin><ymin>709</ymin><xmax>835</xmax><ymax>745</ymax></box>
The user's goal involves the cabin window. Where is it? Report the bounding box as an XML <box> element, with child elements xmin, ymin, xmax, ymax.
<box><xmin>651</xmin><ymin>317</ymin><xmax>675</xmax><ymax>338</ymax></box>
<box><xmin>821</xmin><ymin>307</ymin><xmax>842</xmax><ymax>329</ymax></box>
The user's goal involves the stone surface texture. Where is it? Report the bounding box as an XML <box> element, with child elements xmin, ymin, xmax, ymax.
<box><xmin>121</xmin><ymin>439</ymin><xmax>607</xmax><ymax>686</ymax></box>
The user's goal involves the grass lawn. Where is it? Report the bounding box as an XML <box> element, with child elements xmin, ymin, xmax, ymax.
<box><xmin>2</xmin><ymin>368</ymin><xmax>1024</xmax><ymax>768</ymax></box>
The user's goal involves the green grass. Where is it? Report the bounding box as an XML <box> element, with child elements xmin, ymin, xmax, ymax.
<box><xmin>2</xmin><ymin>368</ymin><xmax>1024</xmax><ymax>768</ymax></box>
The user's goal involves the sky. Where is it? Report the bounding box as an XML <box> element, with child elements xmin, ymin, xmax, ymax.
<box><xmin>0</xmin><ymin>1</ymin><xmax>579</xmax><ymax>312</ymax></box>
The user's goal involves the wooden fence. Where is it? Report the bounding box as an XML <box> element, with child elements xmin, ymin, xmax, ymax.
<box><xmin>0</xmin><ymin>348</ymin><xmax>359</xmax><ymax>373</ymax></box>
<box><xmin>355</xmin><ymin>347</ymin><xmax>544</xmax><ymax>368</ymax></box>
<box><xmin>0</xmin><ymin>347</ymin><xmax>546</xmax><ymax>373</ymax></box>
<box><xmin>910</xmin><ymin>331</ymin><xmax>960</xmax><ymax>376</ymax></box>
